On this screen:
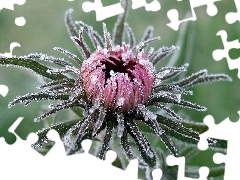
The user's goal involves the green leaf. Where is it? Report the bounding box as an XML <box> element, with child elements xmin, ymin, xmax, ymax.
<box><xmin>127</xmin><ymin>119</ymin><xmax>157</xmax><ymax>168</ymax></box>
<box><xmin>0</xmin><ymin>56</ymin><xmax>66</xmax><ymax>80</ymax></box>
<box><xmin>137</xmin><ymin>114</ymin><xmax>227</xmax><ymax>150</ymax></box>
<box><xmin>166</xmin><ymin>20</ymin><xmax>196</xmax><ymax>68</ymax></box>
<box><xmin>97</xmin><ymin>121</ymin><xmax>114</xmax><ymax>160</ymax></box>
<box><xmin>32</xmin><ymin>118</ymin><xmax>80</xmax><ymax>150</ymax></box>
<box><xmin>9</xmin><ymin>93</ymin><xmax>70</xmax><ymax>107</ymax></box>
<box><xmin>187</xmin><ymin>73</ymin><xmax>232</xmax><ymax>88</ymax></box>
<box><xmin>65</xmin><ymin>9</ymin><xmax>78</xmax><ymax>38</ymax></box>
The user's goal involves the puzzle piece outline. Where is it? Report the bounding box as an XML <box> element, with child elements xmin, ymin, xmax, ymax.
<box><xmin>0</xmin><ymin>0</ymin><xmax>26</xmax><ymax>11</ymax></box>
<box><xmin>82</xmin><ymin>0</ymin><xmax>161</xmax><ymax>21</ymax></box>
<box><xmin>166</xmin><ymin>155</ymin><xmax>209</xmax><ymax>180</ymax></box>
<box><xmin>198</xmin><ymin>112</ymin><xmax>240</xmax><ymax>179</ymax></box>
<box><xmin>0</xmin><ymin>84</ymin><xmax>9</xmax><ymax>97</ymax></box>
<box><xmin>1</xmin><ymin>0</ymin><xmax>240</xmax><ymax>180</ymax></box>
<box><xmin>0</xmin><ymin>42</ymin><xmax>21</xmax><ymax>57</ymax></box>
<box><xmin>212</xmin><ymin>30</ymin><xmax>240</xmax><ymax>79</ymax></box>
<box><xmin>167</xmin><ymin>0</ymin><xmax>221</xmax><ymax>31</ymax></box>
<box><xmin>82</xmin><ymin>0</ymin><xmax>125</xmax><ymax>21</ymax></box>
<box><xmin>225</xmin><ymin>0</ymin><xmax>240</xmax><ymax>24</ymax></box>
<box><xmin>0</xmin><ymin>117</ymin><xmax>163</xmax><ymax>180</ymax></box>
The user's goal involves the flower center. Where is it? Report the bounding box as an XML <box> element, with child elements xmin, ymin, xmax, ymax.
<box><xmin>80</xmin><ymin>45</ymin><xmax>155</xmax><ymax>112</ymax></box>
<box><xmin>102</xmin><ymin>55</ymin><xmax>136</xmax><ymax>81</ymax></box>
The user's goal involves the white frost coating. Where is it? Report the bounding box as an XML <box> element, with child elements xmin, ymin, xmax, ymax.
<box><xmin>39</xmin><ymin>54</ymin><xmax>46</xmax><ymax>60</ymax></box>
<box><xmin>66</xmin><ymin>65</ymin><xmax>80</xmax><ymax>74</ymax></box>
<box><xmin>156</xmin><ymin>70</ymin><xmax>170</xmax><ymax>79</ymax></box>
<box><xmin>138</xmin><ymin>104</ymin><xmax>157</xmax><ymax>121</ymax></box>
<box><xmin>110</xmin><ymin>70</ymin><xmax>115</xmax><ymax>76</ymax></box>
<box><xmin>145</xmin><ymin>110</ymin><xmax>157</xmax><ymax>121</ymax></box>
<box><xmin>116</xmin><ymin>113</ymin><xmax>125</xmax><ymax>137</ymax></box>
<box><xmin>117</xmin><ymin>97</ymin><xmax>125</xmax><ymax>107</ymax></box>
<box><xmin>103</xmin><ymin>48</ymin><xmax>109</xmax><ymax>57</ymax></box>
<box><xmin>139</xmin><ymin>59</ymin><xmax>147</xmax><ymax>66</ymax></box>
<box><xmin>101</xmin><ymin>64</ymin><xmax>106</xmax><ymax>69</ymax></box>
<box><xmin>137</xmin><ymin>50</ymin><xmax>144</xmax><ymax>60</ymax></box>
<box><xmin>90</xmin><ymin>75</ymin><xmax>98</xmax><ymax>84</ymax></box>
<box><xmin>148</xmin><ymin>47</ymin><xmax>154</xmax><ymax>57</ymax></box>
<box><xmin>175</xmin><ymin>94</ymin><xmax>181</xmax><ymax>103</ymax></box>
<box><xmin>154</xmin><ymin>70</ymin><xmax>171</xmax><ymax>85</ymax></box>
<box><xmin>112</xmin><ymin>45</ymin><xmax>121</xmax><ymax>52</ymax></box>
<box><xmin>121</xmin><ymin>53</ymin><xmax>128</xmax><ymax>62</ymax></box>
<box><xmin>133</xmin><ymin>78</ymin><xmax>141</xmax><ymax>86</ymax></box>
<box><xmin>89</xmin><ymin>99</ymin><xmax>100</xmax><ymax>114</ymax></box>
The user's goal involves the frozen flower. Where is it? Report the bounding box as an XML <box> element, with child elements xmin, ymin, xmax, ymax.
<box><xmin>0</xmin><ymin>1</ymin><xmax>231</xmax><ymax>177</ymax></box>
<box><xmin>81</xmin><ymin>43</ymin><xmax>155</xmax><ymax>112</ymax></box>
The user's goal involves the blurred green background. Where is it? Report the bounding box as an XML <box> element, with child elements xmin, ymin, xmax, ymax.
<box><xmin>0</xmin><ymin>0</ymin><xmax>239</xmax><ymax>170</ymax></box>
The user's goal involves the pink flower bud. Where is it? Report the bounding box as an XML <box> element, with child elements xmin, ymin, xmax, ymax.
<box><xmin>80</xmin><ymin>45</ymin><xmax>155</xmax><ymax>112</ymax></box>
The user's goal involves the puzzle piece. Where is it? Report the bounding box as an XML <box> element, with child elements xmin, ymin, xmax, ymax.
<box><xmin>167</xmin><ymin>0</ymin><xmax>221</xmax><ymax>31</ymax></box>
<box><xmin>166</xmin><ymin>155</ymin><xmax>209</xmax><ymax>180</ymax></box>
<box><xmin>82</xmin><ymin>0</ymin><xmax>161</xmax><ymax>21</ymax></box>
<box><xmin>131</xmin><ymin>0</ymin><xmax>161</xmax><ymax>11</ymax></box>
<box><xmin>0</xmin><ymin>116</ymin><xmax>163</xmax><ymax>179</ymax></box>
<box><xmin>212</xmin><ymin>30</ymin><xmax>240</xmax><ymax>79</ymax></box>
<box><xmin>0</xmin><ymin>0</ymin><xmax>26</xmax><ymax>11</ymax></box>
<box><xmin>225</xmin><ymin>0</ymin><xmax>240</xmax><ymax>24</ymax></box>
<box><xmin>0</xmin><ymin>117</ymin><xmax>142</xmax><ymax>180</ymax></box>
<box><xmin>0</xmin><ymin>0</ymin><xmax>26</xmax><ymax>26</ymax></box>
<box><xmin>0</xmin><ymin>42</ymin><xmax>21</xmax><ymax>57</ymax></box>
<box><xmin>0</xmin><ymin>85</ymin><xmax>9</xmax><ymax>97</ymax></box>
<box><xmin>1</xmin><ymin>1</ymin><xmax>238</xmax><ymax>179</ymax></box>
<box><xmin>82</xmin><ymin>0</ymin><xmax>124</xmax><ymax>21</ymax></box>
<box><xmin>198</xmin><ymin>112</ymin><xmax>240</xmax><ymax>179</ymax></box>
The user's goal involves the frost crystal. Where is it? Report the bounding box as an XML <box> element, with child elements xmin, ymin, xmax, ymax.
<box><xmin>138</xmin><ymin>104</ymin><xmax>157</xmax><ymax>121</ymax></box>
<box><xmin>117</xmin><ymin>97</ymin><xmax>125</xmax><ymax>107</ymax></box>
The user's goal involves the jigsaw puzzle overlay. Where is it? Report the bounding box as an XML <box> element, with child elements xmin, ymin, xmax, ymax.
<box><xmin>0</xmin><ymin>0</ymin><xmax>240</xmax><ymax>179</ymax></box>
<box><xmin>212</xmin><ymin>30</ymin><xmax>240</xmax><ymax>79</ymax></box>
<box><xmin>82</xmin><ymin>0</ymin><xmax>161</xmax><ymax>21</ymax></box>
<box><xmin>167</xmin><ymin>0</ymin><xmax>221</xmax><ymax>31</ymax></box>
<box><xmin>0</xmin><ymin>0</ymin><xmax>26</xmax><ymax>26</ymax></box>
<box><xmin>0</xmin><ymin>118</ymin><xmax>145</xmax><ymax>180</ymax></box>
<box><xmin>198</xmin><ymin>113</ymin><xmax>240</xmax><ymax>180</ymax></box>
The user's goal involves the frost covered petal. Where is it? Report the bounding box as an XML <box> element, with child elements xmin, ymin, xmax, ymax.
<box><xmin>80</xmin><ymin>45</ymin><xmax>155</xmax><ymax>112</ymax></box>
